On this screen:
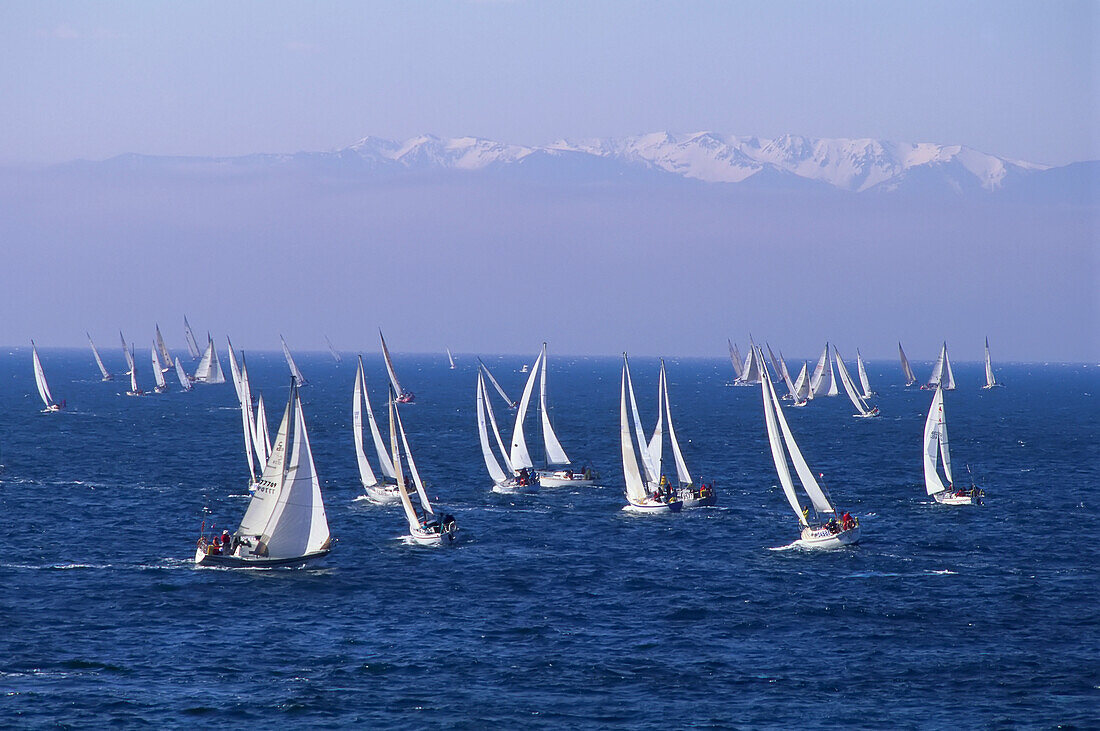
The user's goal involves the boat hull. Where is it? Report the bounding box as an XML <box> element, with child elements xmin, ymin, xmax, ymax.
<box><xmin>492</xmin><ymin>481</ymin><xmax>540</xmax><ymax>494</ymax></box>
<box><xmin>406</xmin><ymin>527</ymin><xmax>459</xmax><ymax>546</ymax></box>
<box><xmin>536</xmin><ymin>474</ymin><xmax>596</xmax><ymax>488</ymax></box>
<box><xmin>797</xmin><ymin>525</ymin><xmax>860</xmax><ymax>549</ymax></box>
<box><xmin>194</xmin><ymin>547</ymin><xmax>330</xmax><ymax>568</ymax></box>
<box><xmin>623</xmin><ymin>498</ymin><xmax>683</xmax><ymax>514</ymax></box>
<box><xmin>933</xmin><ymin>491</ymin><xmax>979</xmax><ymax>506</ymax></box>
<box><xmin>365</xmin><ymin>484</ymin><xmax>402</xmax><ymax>504</ymax></box>
<box><xmin>679</xmin><ymin>488</ymin><xmax>717</xmax><ymax>508</ymax></box>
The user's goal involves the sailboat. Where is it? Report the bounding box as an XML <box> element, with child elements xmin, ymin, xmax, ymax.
<box><xmin>477</xmin><ymin>370</ymin><xmax>537</xmax><ymax>493</ymax></box>
<box><xmin>650</xmin><ymin>359</ymin><xmax>715</xmax><ymax>507</ymax></box>
<box><xmin>621</xmin><ymin>355</ymin><xmax>682</xmax><ymax>513</ymax></box>
<box><xmin>923</xmin><ymin>342</ymin><xmax>956</xmax><ymax>391</ymax></box>
<box><xmin>923</xmin><ymin>386</ymin><xmax>983</xmax><ymax>505</ymax></box>
<box><xmin>234</xmin><ymin>356</ymin><xmax>265</xmax><ymax>492</ymax></box>
<box><xmin>324</xmin><ymin>335</ymin><xmax>342</xmax><ymax>364</ymax></box>
<box><xmin>126</xmin><ymin>346</ymin><xmax>145</xmax><ymax>396</ymax></box>
<box><xmin>87</xmin><ymin>333</ymin><xmax>112</xmax><ymax>381</ymax></box>
<box><xmin>119</xmin><ymin>331</ymin><xmax>134</xmax><ymax>376</ymax></box>
<box><xmin>193</xmin><ymin>335</ymin><xmax>226</xmax><ymax>384</ymax></box>
<box><xmin>899</xmin><ymin>342</ymin><xmax>918</xmax><ymax>386</ymax></box>
<box><xmin>790</xmin><ymin>362</ymin><xmax>811</xmax><ymax>406</ymax></box>
<box><xmin>478</xmin><ymin>357</ymin><xmax>517</xmax><ymax>408</ymax></box>
<box><xmin>389</xmin><ymin>388</ymin><xmax>459</xmax><ymax>545</ymax></box>
<box><xmin>767</xmin><ymin>345</ymin><xmax>797</xmax><ymax>400</ymax></box>
<box><xmin>513</xmin><ymin>343</ymin><xmax>597</xmax><ymax>488</ymax></box>
<box><xmin>150</xmin><ymin>345</ymin><xmax>168</xmax><ymax>393</ymax></box>
<box><xmin>726</xmin><ymin>339</ymin><xmax>743</xmax><ymax>385</ymax></box>
<box><xmin>734</xmin><ymin>342</ymin><xmax>764</xmax><ymax>385</ymax></box>
<box><xmin>380</xmin><ymin>330</ymin><xmax>414</xmax><ymax>403</ymax></box>
<box><xmin>809</xmin><ymin>344</ymin><xmax>839</xmax><ymax>397</ymax></box>
<box><xmin>446</xmin><ymin>347</ymin><xmax>456</xmax><ymax>370</ymax></box>
<box><xmin>856</xmin><ymin>349</ymin><xmax>874</xmax><ymax>398</ymax></box>
<box><xmin>174</xmin><ymin>357</ymin><xmax>193</xmax><ymax>391</ymax></box>
<box><xmin>280</xmin><ymin>335</ymin><xmax>308</xmax><ymax>386</ymax></box>
<box><xmin>226</xmin><ymin>337</ymin><xmax>244</xmax><ymax>402</ymax></box>
<box><xmin>982</xmin><ymin>338</ymin><xmax>1003</xmax><ymax>389</ymax></box>
<box><xmin>353</xmin><ymin>355</ymin><xmax>401</xmax><ymax>503</ymax></box>
<box><xmin>759</xmin><ymin>348</ymin><xmax>860</xmax><ymax>548</ymax></box>
<box><xmin>31</xmin><ymin>342</ymin><xmax>62</xmax><ymax>412</ymax></box>
<box><xmin>833</xmin><ymin>347</ymin><xmax>879</xmax><ymax>418</ymax></box>
<box><xmin>254</xmin><ymin>394</ymin><xmax>271</xmax><ymax>467</ymax></box>
<box><xmin>154</xmin><ymin>325</ymin><xmax>173</xmax><ymax>370</ymax></box>
<box><xmin>195</xmin><ymin>381</ymin><xmax>332</xmax><ymax>567</ymax></box>
<box><xmin>183</xmin><ymin>316</ymin><xmax>202</xmax><ymax>360</ymax></box>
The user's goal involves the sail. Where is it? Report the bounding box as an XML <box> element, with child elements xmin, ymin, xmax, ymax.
<box><xmin>392</xmin><ymin>395</ymin><xmax>435</xmax><ymax>526</ymax></box>
<box><xmin>174</xmin><ymin>357</ymin><xmax>192</xmax><ymax>390</ymax></box>
<box><xmin>775</xmin><ymin>348</ymin><xmax>797</xmax><ymax>398</ymax></box>
<box><xmin>941</xmin><ymin>343</ymin><xmax>956</xmax><ymax>390</ymax></box>
<box><xmin>809</xmin><ymin>345</ymin><xmax>828</xmax><ymax>394</ymax></box>
<box><xmin>822</xmin><ymin>347</ymin><xmax>839</xmax><ymax>396</ymax></box>
<box><xmin>226</xmin><ymin>338</ymin><xmax>243</xmax><ymax>401</ymax></box>
<box><xmin>646</xmin><ymin>365</ymin><xmax>665</xmax><ymax>485</ymax></box>
<box><xmin>727</xmin><ymin>339</ymin><xmax>743</xmax><ymax>378</ymax></box>
<box><xmin>120</xmin><ymin>331</ymin><xmax>135</xmax><ymax>375</ymax></box>
<box><xmin>355</xmin><ymin>360</ymin><xmax>396</xmax><ymax>480</ymax></box>
<box><xmin>926</xmin><ymin>344</ymin><xmax>945</xmax><ymax>388</ymax></box>
<box><xmin>379</xmin><ymin>330</ymin><xmax>404</xmax><ymax>395</ymax></box>
<box><xmin>205</xmin><ymin>338</ymin><xmax>226</xmax><ymax>384</ymax></box>
<box><xmin>325</xmin><ymin>335</ymin><xmax>342</xmax><ymax>364</ymax></box>
<box><xmin>793</xmin><ymin>363</ymin><xmax>811</xmax><ymax>402</ymax></box>
<box><xmin>254</xmin><ymin>395</ymin><xmax>271</xmax><ymax>466</ymax></box>
<box><xmin>31</xmin><ymin>342</ymin><xmax>55</xmax><ymax>408</ymax></box>
<box><xmin>761</xmin><ymin>367</ymin><xmax>807</xmax><ymax>525</ymax></box>
<box><xmin>856</xmin><ymin>350</ymin><xmax>873</xmax><ymax>398</ymax></box>
<box><xmin>922</xmin><ymin>387</ymin><xmax>948</xmax><ymax>495</ymax></box>
<box><xmin>766</xmin><ymin>344</ymin><xmax>785</xmax><ymax>390</ymax></box>
<box><xmin>129</xmin><ymin>349</ymin><xmax>140</xmax><ymax>393</ymax></box>
<box><xmin>478</xmin><ymin>358</ymin><xmax>514</xmax><ymax>406</ymax></box>
<box><xmin>193</xmin><ymin>339</ymin><xmax>213</xmax><ymax>381</ymax></box>
<box><xmin>662</xmin><ymin>361</ymin><xmax>693</xmax><ymax>485</ymax></box>
<box><xmin>237</xmin><ymin>390</ymin><xmax>293</xmax><ymax>538</ymax></box>
<box><xmin>262</xmin><ymin>392</ymin><xmax>330</xmax><ymax>558</ymax></box>
<box><xmin>765</xmin><ymin>349</ymin><xmax>834</xmax><ymax>514</ymax></box>
<box><xmin>353</xmin><ymin>357</ymin><xmax>379</xmax><ymax>487</ymax></box>
<box><xmin>447</xmin><ymin>348</ymin><xmax>456</xmax><ymax>368</ymax></box>
<box><xmin>87</xmin><ymin>333</ymin><xmax>111</xmax><ymax>380</ymax></box>
<box><xmin>620</xmin><ymin>359</ymin><xmax>649</xmax><ymax>503</ymax></box>
<box><xmin>280</xmin><ymin>335</ymin><xmax>307</xmax><ymax>386</ymax></box>
<box><xmin>509</xmin><ymin>349</ymin><xmax>543</xmax><ymax>470</ymax></box>
<box><xmin>183</xmin><ymin>317</ymin><xmax>201</xmax><ymax>359</ymax></box>
<box><xmin>155</xmin><ymin>325</ymin><xmax>173</xmax><ymax>369</ymax></box>
<box><xmin>834</xmin><ymin>347</ymin><xmax>872</xmax><ymax>416</ymax></box>
<box><xmin>151</xmin><ymin>346</ymin><xmax>167</xmax><ymax>390</ymax></box>
<box><xmin>984</xmin><ymin>338</ymin><xmax>996</xmax><ymax>387</ymax></box>
<box><xmin>477</xmin><ymin>373</ymin><xmax>508</xmax><ymax>484</ymax></box>
<box><xmin>899</xmin><ymin>342</ymin><xmax>917</xmax><ymax>385</ymax></box>
<box><xmin>239</xmin><ymin>359</ymin><xmax>260</xmax><ymax>478</ymax></box>
<box><xmin>738</xmin><ymin>346</ymin><xmax>763</xmax><ymax>384</ymax></box>
<box><xmin>625</xmin><ymin>359</ymin><xmax>658</xmax><ymax>483</ymax></box>
<box><xmin>538</xmin><ymin>343</ymin><xmax>570</xmax><ymax>466</ymax></box>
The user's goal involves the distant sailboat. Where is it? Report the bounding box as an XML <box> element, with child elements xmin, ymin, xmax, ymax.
<box><xmin>620</xmin><ymin>354</ymin><xmax>682</xmax><ymax>513</ymax></box>
<box><xmin>809</xmin><ymin>344</ymin><xmax>839</xmax><ymax>397</ymax></box>
<box><xmin>324</xmin><ymin>335</ymin><xmax>342</xmax><ymax>364</ymax></box>
<box><xmin>195</xmin><ymin>381</ymin><xmax>332</xmax><ymax>567</ymax></box>
<box><xmin>985</xmin><ymin>338</ymin><xmax>1003</xmax><ymax>391</ymax></box>
<box><xmin>126</xmin><ymin>346</ymin><xmax>145</xmax><ymax>396</ymax></box>
<box><xmin>174</xmin><ymin>356</ymin><xmax>193</xmax><ymax>391</ymax></box>
<box><xmin>280</xmin><ymin>335</ymin><xmax>308</xmax><ymax>386</ymax></box>
<box><xmin>791</xmin><ymin>362</ymin><xmax>811</xmax><ymax>406</ymax></box>
<box><xmin>477</xmin><ymin>370</ymin><xmax>536</xmax><ymax>493</ymax></box>
<box><xmin>726</xmin><ymin>339</ymin><xmax>744</xmax><ymax>384</ymax></box>
<box><xmin>353</xmin><ymin>355</ymin><xmax>400</xmax><ymax>503</ymax></box>
<box><xmin>154</xmin><ymin>324</ymin><xmax>173</xmax><ymax>370</ymax></box>
<box><xmin>759</xmin><ymin>347</ymin><xmax>860</xmax><ymax>548</ymax></box>
<box><xmin>120</xmin><ymin>331</ymin><xmax>135</xmax><ymax>376</ymax></box>
<box><xmin>31</xmin><ymin>342</ymin><xmax>62</xmax><ymax>412</ymax></box>
<box><xmin>183</xmin><ymin>316</ymin><xmax>202</xmax><ymax>360</ymax></box>
<box><xmin>833</xmin><ymin>347</ymin><xmax>879</xmax><ymax>418</ymax></box>
<box><xmin>899</xmin><ymin>342</ymin><xmax>918</xmax><ymax>386</ymax></box>
<box><xmin>380</xmin><ymin>330</ymin><xmax>414</xmax><ymax>403</ymax></box>
<box><xmin>87</xmin><ymin>332</ymin><xmax>112</xmax><ymax>381</ymax></box>
<box><xmin>923</xmin><ymin>386</ymin><xmax>983</xmax><ymax>505</ymax></box>
<box><xmin>856</xmin><ymin>349</ymin><xmax>874</xmax><ymax>398</ymax></box>
<box><xmin>193</xmin><ymin>336</ymin><xmax>226</xmax><ymax>384</ymax></box>
<box><xmin>767</xmin><ymin>344</ymin><xmax>797</xmax><ymax>400</ymax></box>
<box><xmin>735</xmin><ymin>342</ymin><xmax>764</xmax><ymax>385</ymax></box>
<box><xmin>478</xmin><ymin>357</ymin><xmax>517</xmax><ymax>408</ymax></box>
<box><xmin>150</xmin><ymin>345</ymin><xmax>168</xmax><ymax>393</ymax></box>
<box><xmin>923</xmin><ymin>342</ymin><xmax>956</xmax><ymax>391</ymax></box>
<box><xmin>389</xmin><ymin>388</ymin><xmax>459</xmax><ymax>545</ymax></box>
<box><xmin>446</xmin><ymin>347</ymin><xmax>456</xmax><ymax>370</ymax></box>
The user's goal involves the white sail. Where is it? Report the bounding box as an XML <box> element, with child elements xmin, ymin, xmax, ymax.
<box><xmin>174</xmin><ymin>357</ymin><xmax>192</xmax><ymax>391</ymax></box>
<box><xmin>129</xmin><ymin>348</ymin><xmax>140</xmax><ymax>393</ymax></box>
<box><xmin>899</xmin><ymin>342</ymin><xmax>917</xmax><ymax>385</ymax></box>
<box><xmin>727</xmin><ymin>339</ymin><xmax>743</xmax><ymax>378</ymax></box>
<box><xmin>766</xmin><ymin>344</ymin><xmax>786</xmax><ymax>391</ymax></box>
<box><xmin>379</xmin><ymin>330</ymin><xmax>404</xmax><ymax>395</ymax></box>
<box><xmin>477</xmin><ymin>373</ymin><xmax>508</xmax><ymax>484</ymax></box>
<box><xmin>809</xmin><ymin>345</ymin><xmax>828</xmax><ymax>394</ymax></box>
<box><xmin>941</xmin><ymin>343</ymin><xmax>956</xmax><ymax>390</ymax></box>
<box><xmin>325</xmin><ymin>335</ymin><xmax>342</xmax><ymax>364</ymax></box>
<box><xmin>761</xmin><ymin>365</ymin><xmax>807</xmax><ymax>525</ymax></box>
<box><xmin>254</xmin><ymin>394</ymin><xmax>271</xmax><ymax>466</ymax></box>
<box><xmin>774</xmin><ymin>347</ymin><xmax>797</xmax><ymax>398</ymax></box>
<box><xmin>151</xmin><ymin>345</ymin><xmax>167</xmax><ymax>390</ymax></box>
<box><xmin>834</xmin><ymin>347</ymin><xmax>872</xmax><ymax>416</ymax></box>
<box><xmin>926</xmin><ymin>344</ymin><xmax>945</xmax><ymax>388</ymax></box>
<box><xmin>620</xmin><ymin>358</ymin><xmax>650</xmax><ymax>504</ymax></box>
<box><xmin>737</xmin><ymin>346</ymin><xmax>763</xmax><ymax>384</ymax></box>
<box><xmin>661</xmin><ymin>360</ymin><xmax>692</xmax><ymax>485</ymax></box>
<box><xmin>120</xmin><ymin>331</ymin><xmax>135</xmax><ymax>375</ymax></box>
<box><xmin>205</xmin><ymin>338</ymin><xmax>226</xmax><ymax>384</ymax></box>
<box><xmin>390</xmin><ymin>393</ymin><xmax>435</xmax><ymax>533</ymax></box>
<box><xmin>193</xmin><ymin>339</ymin><xmax>213</xmax><ymax>381</ymax></box>
<box><xmin>155</xmin><ymin>324</ymin><xmax>173</xmax><ymax>369</ymax></box>
<box><xmin>87</xmin><ymin>333</ymin><xmax>111</xmax><ymax>380</ymax></box>
<box><xmin>238</xmin><ymin>390</ymin><xmax>293</xmax><ymax>539</ymax></box>
<box><xmin>538</xmin><ymin>343</ymin><xmax>571</xmax><ymax>466</ymax></box>
<box><xmin>183</xmin><ymin>316</ymin><xmax>201</xmax><ymax>359</ymax></box>
<box><xmin>984</xmin><ymin>338</ymin><xmax>996</xmax><ymax>387</ymax></box>
<box><xmin>856</xmin><ymin>349</ymin><xmax>874</xmax><ymax>398</ymax></box>
<box><xmin>280</xmin><ymin>335</ymin><xmax>307</xmax><ymax>386</ymax></box>
<box><xmin>478</xmin><ymin>358</ymin><xmax>514</xmax><ymax>406</ymax></box>
<box><xmin>646</xmin><ymin>366</ymin><xmax>665</xmax><ymax>485</ymax></box>
<box><xmin>239</xmin><ymin>359</ymin><xmax>260</xmax><ymax>477</ymax></box>
<box><xmin>353</xmin><ymin>357</ymin><xmax>379</xmax><ymax>487</ymax></box>
<box><xmin>509</xmin><ymin>349</ymin><xmax>543</xmax><ymax>470</ymax></box>
<box><xmin>793</xmin><ymin>362</ymin><xmax>811</xmax><ymax>402</ymax></box>
<box><xmin>923</xmin><ymin>386</ymin><xmax>949</xmax><ymax>495</ymax></box>
<box><xmin>626</xmin><ymin>359</ymin><xmax>659</xmax><ymax>483</ymax></box>
<box><xmin>355</xmin><ymin>362</ymin><xmax>396</xmax><ymax>480</ymax></box>
<box><xmin>447</xmin><ymin>348</ymin><xmax>456</xmax><ymax>369</ymax></box>
<box><xmin>31</xmin><ymin>342</ymin><xmax>56</xmax><ymax>409</ymax></box>
<box><xmin>261</xmin><ymin>391</ymin><xmax>330</xmax><ymax>558</ymax></box>
<box><xmin>226</xmin><ymin>337</ymin><xmax>243</xmax><ymax>401</ymax></box>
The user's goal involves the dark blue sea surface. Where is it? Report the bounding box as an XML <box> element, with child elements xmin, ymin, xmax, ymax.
<box><xmin>1</xmin><ymin>348</ymin><xmax>1097</xmax><ymax>727</ymax></box>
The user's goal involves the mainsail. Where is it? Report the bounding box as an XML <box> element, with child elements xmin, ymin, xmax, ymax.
<box><xmin>727</xmin><ymin>339</ymin><xmax>743</xmax><ymax>379</ymax></box>
<box><xmin>155</xmin><ymin>324</ymin><xmax>173</xmax><ymax>369</ymax></box>
<box><xmin>620</xmin><ymin>356</ymin><xmax>650</xmax><ymax>504</ymax></box>
<box><xmin>390</xmin><ymin>391</ymin><xmax>435</xmax><ymax>534</ymax></box>
<box><xmin>195</xmin><ymin>336</ymin><xmax>226</xmax><ymax>384</ymax></box>
<box><xmin>87</xmin><ymin>332</ymin><xmax>111</xmax><ymax>380</ymax></box>
<box><xmin>792</xmin><ymin>362</ymin><xmax>812</xmax><ymax>403</ymax></box>
<box><xmin>174</xmin><ymin>357</ymin><xmax>193</xmax><ymax>391</ymax></box>
<box><xmin>926</xmin><ymin>342</ymin><xmax>955</xmax><ymax>390</ymax></box>
<box><xmin>984</xmin><ymin>337</ymin><xmax>998</xmax><ymax>388</ymax></box>
<box><xmin>834</xmin><ymin>347</ymin><xmax>874</xmax><ymax>417</ymax></box>
<box><xmin>379</xmin><ymin>330</ymin><xmax>409</xmax><ymax>398</ymax></box>
<box><xmin>183</xmin><ymin>316</ymin><xmax>201</xmax><ymax>359</ymax></box>
<box><xmin>538</xmin><ymin>343</ymin><xmax>570</xmax><ymax>466</ymax></box>
<box><xmin>478</xmin><ymin>357</ymin><xmax>515</xmax><ymax>407</ymax></box>
<box><xmin>899</xmin><ymin>342</ymin><xmax>918</xmax><ymax>386</ymax></box>
<box><xmin>477</xmin><ymin>372</ymin><xmax>510</xmax><ymax>484</ymax></box>
<box><xmin>325</xmin><ymin>335</ymin><xmax>342</xmax><ymax>364</ymax></box>
<box><xmin>31</xmin><ymin>341</ymin><xmax>57</xmax><ymax>409</ymax></box>
<box><xmin>856</xmin><ymin>349</ymin><xmax>874</xmax><ymax>398</ymax></box>
<box><xmin>660</xmin><ymin>360</ymin><xmax>692</xmax><ymax>485</ymax></box>
<box><xmin>353</xmin><ymin>356</ymin><xmax>379</xmax><ymax>487</ymax></box>
<box><xmin>922</xmin><ymin>386</ymin><xmax>951</xmax><ymax>495</ymax></box>
<box><xmin>226</xmin><ymin>337</ymin><xmax>244</xmax><ymax>402</ymax></box>
<box><xmin>151</xmin><ymin>345</ymin><xmax>167</xmax><ymax>391</ymax></box>
<box><xmin>120</xmin><ymin>331</ymin><xmax>135</xmax><ymax>375</ymax></box>
<box><xmin>281</xmin><ymin>335</ymin><xmax>307</xmax><ymax>386</ymax></box>
<box><xmin>809</xmin><ymin>344</ymin><xmax>838</xmax><ymax>396</ymax></box>
<box><xmin>447</xmin><ymin>348</ymin><xmax>456</xmax><ymax>369</ymax></box>
<box><xmin>509</xmin><ymin>349</ymin><xmax>544</xmax><ymax>470</ymax></box>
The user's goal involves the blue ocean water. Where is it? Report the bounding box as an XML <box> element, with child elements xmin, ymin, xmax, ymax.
<box><xmin>1</xmin><ymin>348</ymin><xmax>1097</xmax><ymax>728</ymax></box>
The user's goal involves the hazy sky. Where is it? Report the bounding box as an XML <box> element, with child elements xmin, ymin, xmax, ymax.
<box><xmin>2</xmin><ymin>1</ymin><xmax>1096</xmax><ymax>166</ymax></box>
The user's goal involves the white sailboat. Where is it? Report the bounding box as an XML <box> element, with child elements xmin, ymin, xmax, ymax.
<box><xmin>899</xmin><ymin>342</ymin><xmax>918</xmax><ymax>386</ymax></box>
<box><xmin>280</xmin><ymin>335</ymin><xmax>308</xmax><ymax>386</ymax></box>
<box><xmin>87</xmin><ymin>333</ymin><xmax>112</xmax><ymax>381</ymax></box>
<box><xmin>126</xmin><ymin>346</ymin><xmax>145</xmax><ymax>396</ymax></box>
<box><xmin>150</xmin><ymin>345</ymin><xmax>168</xmax><ymax>393</ymax></box>
<box><xmin>478</xmin><ymin>357</ymin><xmax>517</xmax><ymax>408</ymax></box>
<box><xmin>759</xmin><ymin>348</ymin><xmax>860</xmax><ymax>548</ymax></box>
<box><xmin>447</xmin><ymin>347</ymin><xmax>456</xmax><ymax>370</ymax></box>
<box><xmin>154</xmin><ymin>324</ymin><xmax>173</xmax><ymax>370</ymax></box>
<box><xmin>324</xmin><ymin>335</ymin><xmax>342</xmax><ymax>364</ymax></box>
<box><xmin>734</xmin><ymin>343</ymin><xmax>764</xmax><ymax>385</ymax></box>
<box><xmin>120</xmin><ymin>331</ymin><xmax>135</xmax><ymax>376</ymax></box>
<box><xmin>379</xmin><ymin>330</ymin><xmax>414</xmax><ymax>403</ymax></box>
<box><xmin>923</xmin><ymin>386</ymin><xmax>983</xmax><ymax>505</ymax></box>
<box><xmin>235</xmin><ymin>357</ymin><xmax>265</xmax><ymax>492</ymax></box>
<box><xmin>389</xmin><ymin>389</ymin><xmax>459</xmax><ymax>545</ymax></box>
<box><xmin>791</xmin><ymin>362</ymin><xmax>811</xmax><ymax>406</ymax></box>
<box><xmin>193</xmin><ymin>336</ymin><xmax>226</xmax><ymax>384</ymax></box>
<box><xmin>985</xmin><ymin>336</ymin><xmax>1003</xmax><ymax>386</ymax></box>
<box><xmin>923</xmin><ymin>342</ymin><xmax>956</xmax><ymax>391</ymax></box>
<box><xmin>195</xmin><ymin>381</ymin><xmax>332</xmax><ymax>567</ymax></box>
<box><xmin>174</xmin><ymin>356</ymin><xmax>193</xmax><ymax>391</ymax></box>
<box><xmin>226</xmin><ymin>337</ymin><xmax>244</xmax><ymax>402</ymax></box>
<box><xmin>477</xmin><ymin>371</ymin><xmax>537</xmax><ymax>493</ymax></box>
<box><xmin>767</xmin><ymin>345</ymin><xmax>797</xmax><ymax>400</ymax></box>
<box><xmin>726</xmin><ymin>339</ymin><xmax>743</xmax><ymax>384</ymax></box>
<box><xmin>856</xmin><ymin>349</ymin><xmax>874</xmax><ymax>398</ymax></box>
<box><xmin>809</xmin><ymin>344</ymin><xmax>839</xmax><ymax>397</ymax></box>
<box><xmin>353</xmin><ymin>355</ymin><xmax>400</xmax><ymax>503</ymax></box>
<box><xmin>833</xmin><ymin>347</ymin><xmax>879</xmax><ymax>418</ymax></box>
<box><xmin>31</xmin><ymin>342</ymin><xmax>62</xmax><ymax>412</ymax></box>
<box><xmin>621</xmin><ymin>355</ymin><xmax>682</xmax><ymax>513</ymax></box>
<box><xmin>183</xmin><ymin>316</ymin><xmax>202</xmax><ymax>360</ymax></box>
<box><xmin>652</xmin><ymin>359</ymin><xmax>715</xmax><ymax>508</ymax></box>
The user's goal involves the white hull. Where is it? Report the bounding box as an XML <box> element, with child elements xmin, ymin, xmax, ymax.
<box><xmin>406</xmin><ymin>526</ymin><xmax>460</xmax><ymax>546</ymax></box>
<box><xmin>41</xmin><ymin>405</ymin><xmax>61</xmax><ymax>413</ymax></box>
<box><xmin>797</xmin><ymin>524</ymin><xmax>861</xmax><ymax>549</ymax></box>
<box><xmin>981</xmin><ymin>384</ymin><xmax>1004</xmax><ymax>390</ymax></box>
<box><xmin>364</xmin><ymin>483</ymin><xmax>402</xmax><ymax>504</ymax></box>
<box><xmin>194</xmin><ymin>545</ymin><xmax>330</xmax><ymax>567</ymax></box>
<box><xmin>933</xmin><ymin>491</ymin><xmax>979</xmax><ymax>505</ymax></box>
<box><xmin>853</xmin><ymin>410</ymin><xmax>880</xmax><ymax>419</ymax></box>
<box><xmin>492</xmin><ymin>480</ymin><xmax>540</xmax><ymax>494</ymax></box>
<box><xmin>623</xmin><ymin>498</ymin><xmax>683</xmax><ymax>514</ymax></box>
<box><xmin>537</xmin><ymin>474</ymin><xmax>596</xmax><ymax>488</ymax></box>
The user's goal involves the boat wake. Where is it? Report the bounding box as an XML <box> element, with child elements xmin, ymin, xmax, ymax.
<box><xmin>768</xmin><ymin>541</ymin><xmax>802</xmax><ymax>551</ymax></box>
